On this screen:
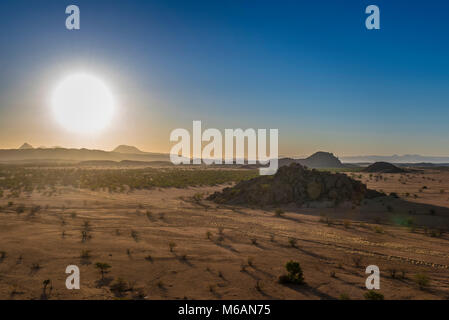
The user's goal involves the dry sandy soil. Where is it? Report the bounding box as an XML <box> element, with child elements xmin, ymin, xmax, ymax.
<box><xmin>0</xmin><ymin>169</ymin><xmax>449</xmax><ymax>300</ymax></box>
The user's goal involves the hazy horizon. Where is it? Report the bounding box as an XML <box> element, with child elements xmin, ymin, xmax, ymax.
<box><xmin>4</xmin><ymin>142</ymin><xmax>449</xmax><ymax>161</ymax></box>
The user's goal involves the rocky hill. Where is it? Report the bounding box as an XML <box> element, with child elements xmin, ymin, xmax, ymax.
<box><xmin>279</xmin><ymin>151</ymin><xmax>346</xmax><ymax>169</ymax></box>
<box><xmin>208</xmin><ymin>163</ymin><xmax>384</xmax><ymax>206</ymax></box>
<box><xmin>362</xmin><ymin>162</ymin><xmax>406</xmax><ymax>173</ymax></box>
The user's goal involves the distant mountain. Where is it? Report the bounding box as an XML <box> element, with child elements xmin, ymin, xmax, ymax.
<box><xmin>19</xmin><ymin>143</ymin><xmax>34</xmax><ymax>150</ymax></box>
<box><xmin>112</xmin><ymin>145</ymin><xmax>145</xmax><ymax>154</ymax></box>
<box><xmin>341</xmin><ymin>154</ymin><xmax>449</xmax><ymax>164</ymax></box>
<box><xmin>279</xmin><ymin>151</ymin><xmax>346</xmax><ymax>169</ymax></box>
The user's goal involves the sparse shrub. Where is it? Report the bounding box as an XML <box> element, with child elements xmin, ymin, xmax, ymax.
<box><xmin>42</xmin><ymin>279</ymin><xmax>52</xmax><ymax>297</ymax></box>
<box><xmin>247</xmin><ymin>257</ymin><xmax>254</xmax><ymax>267</ymax></box>
<box><xmin>0</xmin><ymin>251</ymin><xmax>6</xmax><ymax>262</ymax></box>
<box><xmin>343</xmin><ymin>220</ymin><xmax>351</xmax><ymax>229</ymax></box>
<box><xmin>388</xmin><ymin>268</ymin><xmax>397</xmax><ymax>278</ymax></box>
<box><xmin>169</xmin><ymin>242</ymin><xmax>176</xmax><ymax>252</ymax></box>
<box><xmin>80</xmin><ymin>250</ymin><xmax>91</xmax><ymax>259</ymax></box>
<box><xmin>364</xmin><ymin>290</ymin><xmax>384</xmax><ymax>300</ymax></box>
<box><xmin>278</xmin><ymin>260</ymin><xmax>305</xmax><ymax>285</ymax></box>
<box><xmin>430</xmin><ymin>230</ymin><xmax>440</xmax><ymax>237</ymax></box>
<box><xmin>145</xmin><ymin>255</ymin><xmax>152</xmax><ymax>262</ymax></box>
<box><xmin>206</xmin><ymin>231</ymin><xmax>212</xmax><ymax>240</ymax></box>
<box><xmin>111</xmin><ymin>277</ymin><xmax>129</xmax><ymax>296</ymax></box>
<box><xmin>31</xmin><ymin>263</ymin><xmax>41</xmax><ymax>272</ymax></box>
<box><xmin>81</xmin><ymin>230</ymin><xmax>91</xmax><ymax>242</ymax></box>
<box><xmin>255</xmin><ymin>280</ymin><xmax>263</xmax><ymax>292</ymax></box>
<box><xmin>400</xmin><ymin>269</ymin><xmax>407</xmax><ymax>279</ymax></box>
<box><xmin>131</xmin><ymin>230</ymin><xmax>139</xmax><ymax>242</ymax></box>
<box><xmin>339</xmin><ymin>293</ymin><xmax>350</xmax><ymax>300</ymax></box>
<box><xmin>30</xmin><ymin>205</ymin><xmax>41</xmax><ymax>215</ymax></box>
<box><xmin>274</xmin><ymin>208</ymin><xmax>284</xmax><ymax>217</ymax></box>
<box><xmin>330</xmin><ymin>271</ymin><xmax>336</xmax><ymax>278</ymax></box>
<box><xmin>414</xmin><ymin>273</ymin><xmax>430</xmax><ymax>289</ymax></box>
<box><xmin>251</xmin><ymin>238</ymin><xmax>258</xmax><ymax>246</ymax></box>
<box><xmin>270</xmin><ymin>234</ymin><xmax>275</xmax><ymax>242</ymax></box>
<box><xmin>95</xmin><ymin>262</ymin><xmax>111</xmax><ymax>280</ymax></box>
<box><xmin>288</xmin><ymin>238</ymin><xmax>298</xmax><ymax>248</ymax></box>
<box><xmin>352</xmin><ymin>255</ymin><xmax>363</xmax><ymax>267</ymax></box>
<box><xmin>374</xmin><ymin>226</ymin><xmax>384</xmax><ymax>234</ymax></box>
<box><xmin>83</xmin><ymin>221</ymin><xmax>91</xmax><ymax>231</ymax></box>
<box><xmin>389</xmin><ymin>192</ymin><xmax>399</xmax><ymax>199</ymax></box>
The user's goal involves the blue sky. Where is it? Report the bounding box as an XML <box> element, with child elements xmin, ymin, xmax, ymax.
<box><xmin>0</xmin><ymin>0</ymin><xmax>448</xmax><ymax>156</ymax></box>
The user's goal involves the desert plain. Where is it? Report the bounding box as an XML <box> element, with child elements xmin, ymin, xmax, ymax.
<box><xmin>0</xmin><ymin>165</ymin><xmax>448</xmax><ymax>300</ymax></box>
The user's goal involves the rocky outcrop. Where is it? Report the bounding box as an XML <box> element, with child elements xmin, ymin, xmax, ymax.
<box><xmin>208</xmin><ymin>163</ymin><xmax>384</xmax><ymax>206</ymax></box>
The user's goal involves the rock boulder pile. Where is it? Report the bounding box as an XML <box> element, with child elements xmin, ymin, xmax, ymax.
<box><xmin>208</xmin><ymin>163</ymin><xmax>384</xmax><ymax>206</ymax></box>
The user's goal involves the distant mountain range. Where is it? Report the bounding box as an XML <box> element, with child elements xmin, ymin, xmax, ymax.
<box><xmin>2</xmin><ymin>144</ymin><xmax>449</xmax><ymax>167</ymax></box>
<box><xmin>0</xmin><ymin>144</ymin><xmax>168</xmax><ymax>162</ymax></box>
<box><xmin>340</xmin><ymin>154</ymin><xmax>449</xmax><ymax>164</ymax></box>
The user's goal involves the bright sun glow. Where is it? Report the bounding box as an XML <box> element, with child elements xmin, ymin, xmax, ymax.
<box><xmin>51</xmin><ymin>73</ymin><xmax>115</xmax><ymax>134</ymax></box>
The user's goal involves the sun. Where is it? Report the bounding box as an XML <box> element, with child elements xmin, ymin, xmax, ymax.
<box><xmin>51</xmin><ymin>73</ymin><xmax>115</xmax><ymax>134</ymax></box>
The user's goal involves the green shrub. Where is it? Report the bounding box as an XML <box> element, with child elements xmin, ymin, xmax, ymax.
<box><xmin>274</xmin><ymin>208</ymin><xmax>284</xmax><ymax>217</ymax></box>
<box><xmin>339</xmin><ymin>293</ymin><xmax>350</xmax><ymax>300</ymax></box>
<box><xmin>278</xmin><ymin>261</ymin><xmax>304</xmax><ymax>285</ymax></box>
<box><xmin>414</xmin><ymin>273</ymin><xmax>430</xmax><ymax>289</ymax></box>
<box><xmin>364</xmin><ymin>290</ymin><xmax>384</xmax><ymax>300</ymax></box>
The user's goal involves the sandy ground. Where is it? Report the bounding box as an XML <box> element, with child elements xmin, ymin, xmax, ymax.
<box><xmin>0</xmin><ymin>170</ymin><xmax>448</xmax><ymax>300</ymax></box>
